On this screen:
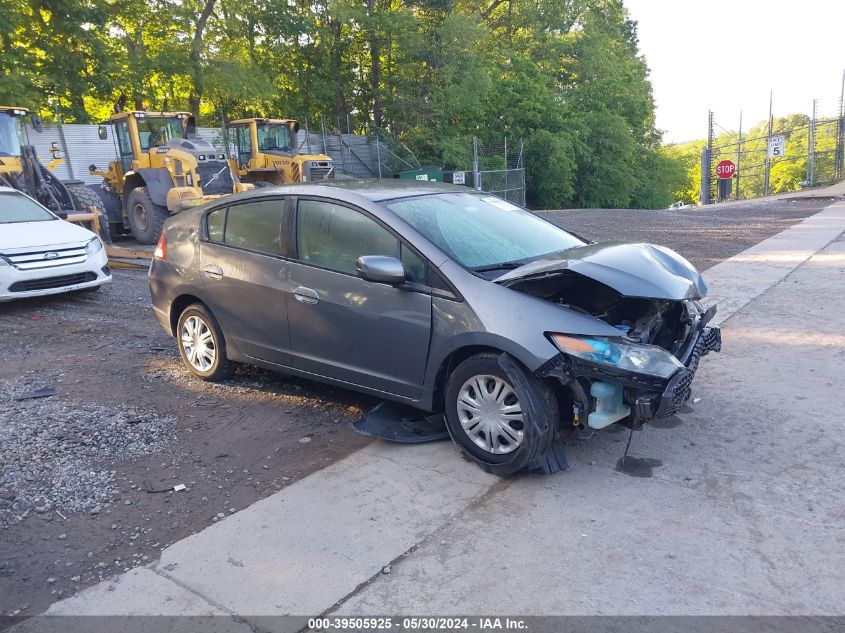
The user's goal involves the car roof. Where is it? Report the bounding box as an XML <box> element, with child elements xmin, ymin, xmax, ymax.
<box><xmin>230</xmin><ymin>179</ymin><xmax>469</xmax><ymax>204</ymax></box>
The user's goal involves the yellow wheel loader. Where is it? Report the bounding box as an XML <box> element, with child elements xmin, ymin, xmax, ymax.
<box><xmin>0</xmin><ymin>106</ymin><xmax>109</xmax><ymax>238</ymax></box>
<box><xmin>89</xmin><ymin>110</ymin><xmax>253</xmax><ymax>244</ymax></box>
<box><xmin>227</xmin><ymin>118</ymin><xmax>334</xmax><ymax>185</ymax></box>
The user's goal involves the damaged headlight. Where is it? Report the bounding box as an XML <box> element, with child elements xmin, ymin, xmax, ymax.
<box><xmin>548</xmin><ymin>333</ymin><xmax>684</xmax><ymax>378</ymax></box>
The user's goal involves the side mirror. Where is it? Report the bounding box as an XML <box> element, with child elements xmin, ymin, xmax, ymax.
<box><xmin>97</xmin><ymin>125</ymin><xmax>108</xmax><ymax>140</ymax></box>
<box><xmin>88</xmin><ymin>164</ymin><xmax>98</xmax><ymax>173</ymax></box>
<box><xmin>31</xmin><ymin>114</ymin><xmax>43</xmax><ymax>133</ymax></box>
<box><xmin>356</xmin><ymin>255</ymin><xmax>406</xmax><ymax>285</ymax></box>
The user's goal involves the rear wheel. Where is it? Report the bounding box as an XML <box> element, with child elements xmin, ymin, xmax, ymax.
<box><xmin>444</xmin><ymin>353</ymin><xmax>557</xmax><ymax>476</ymax></box>
<box><xmin>176</xmin><ymin>304</ymin><xmax>234</xmax><ymax>381</ymax></box>
<box><xmin>127</xmin><ymin>186</ymin><xmax>169</xmax><ymax>245</ymax></box>
<box><xmin>67</xmin><ymin>185</ymin><xmax>111</xmax><ymax>244</ymax></box>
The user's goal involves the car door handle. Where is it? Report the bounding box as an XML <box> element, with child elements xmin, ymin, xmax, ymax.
<box><xmin>201</xmin><ymin>264</ymin><xmax>224</xmax><ymax>280</ymax></box>
<box><xmin>293</xmin><ymin>286</ymin><xmax>319</xmax><ymax>304</ymax></box>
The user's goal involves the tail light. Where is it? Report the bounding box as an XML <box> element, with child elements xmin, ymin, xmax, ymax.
<box><xmin>153</xmin><ymin>232</ymin><xmax>167</xmax><ymax>260</ymax></box>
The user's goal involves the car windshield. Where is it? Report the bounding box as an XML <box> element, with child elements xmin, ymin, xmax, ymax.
<box><xmin>257</xmin><ymin>123</ymin><xmax>291</xmax><ymax>151</ymax></box>
<box><xmin>137</xmin><ymin>116</ymin><xmax>184</xmax><ymax>150</ymax></box>
<box><xmin>386</xmin><ymin>192</ymin><xmax>585</xmax><ymax>270</ymax></box>
<box><xmin>0</xmin><ymin>112</ymin><xmax>24</xmax><ymax>157</ymax></box>
<box><xmin>0</xmin><ymin>192</ymin><xmax>57</xmax><ymax>223</ymax></box>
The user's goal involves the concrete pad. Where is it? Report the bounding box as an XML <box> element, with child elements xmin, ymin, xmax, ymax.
<box><xmin>42</xmin><ymin>568</ymin><xmax>233</xmax><ymax>616</ymax></box>
<box><xmin>333</xmin><ymin>236</ymin><xmax>845</xmax><ymax>615</ymax></box>
<box><xmin>14</xmin><ymin>568</ymin><xmax>250</xmax><ymax>633</ymax></box>
<box><xmin>703</xmin><ymin>201</ymin><xmax>845</xmax><ymax>325</ymax></box>
<box><xmin>154</xmin><ymin>440</ymin><xmax>497</xmax><ymax>616</ymax></box>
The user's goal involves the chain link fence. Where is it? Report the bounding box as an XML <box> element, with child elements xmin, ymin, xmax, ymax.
<box><xmin>702</xmin><ymin>98</ymin><xmax>845</xmax><ymax>203</ymax></box>
<box><xmin>472</xmin><ymin>137</ymin><xmax>526</xmax><ymax>205</ymax></box>
<box><xmin>22</xmin><ymin>121</ymin><xmax>527</xmax><ymax>205</ymax></box>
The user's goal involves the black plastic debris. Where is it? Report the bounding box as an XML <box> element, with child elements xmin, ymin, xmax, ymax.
<box><xmin>13</xmin><ymin>386</ymin><xmax>57</xmax><ymax>401</ymax></box>
<box><xmin>352</xmin><ymin>401</ymin><xmax>450</xmax><ymax>443</ymax></box>
<box><xmin>142</xmin><ymin>479</ymin><xmax>171</xmax><ymax>494</ymax></box>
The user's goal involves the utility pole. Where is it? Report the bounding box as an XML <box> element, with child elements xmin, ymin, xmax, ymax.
<box><xmin>808</xmin><ymin>99</ymin><xmax>817</xmax><ymax>187</ymax></box>
<box><xmin>700</xmin><ymin>110</ymin><xmax>713</xmax><ymax>205</ymax></box>
<box><xmin>836</xmin><ymin>69</ymin><xmax>845</xmax><ymax>181</ymax></box>
<box><xmin>735</xmin><ymin>111</ymin><xmax>742</xmax><ymax>200</ymax></box>
<box><xmin>763</xmin><ymin>91</ymin><xmax>773</xmax><ymax>197</ymax></box>
<box><xmin>472</xmin><ymin>136</ymin><xmax>480</xmax><ymax>190</ymax></box>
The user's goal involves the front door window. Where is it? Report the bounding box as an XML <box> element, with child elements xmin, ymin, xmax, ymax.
<box><xmin>115</xmin><ymin>121</ymin><xmax>133</xmax><ymax>172</ymax></box>
<box><xmin>234</xmin><ymin>126</ymin><xmax>252</xmax><ymax>168</ymax></box>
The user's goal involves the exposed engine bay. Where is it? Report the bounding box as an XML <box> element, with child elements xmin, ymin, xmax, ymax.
<box><xmin>501</xmin><ymin>266</ymin><xmax>720</xmax><ymax>433</ymax></box>
<box><xmin>505</xmin><ymin>271</ymin><xmax>700</xmax><ymax>356</ymax></box>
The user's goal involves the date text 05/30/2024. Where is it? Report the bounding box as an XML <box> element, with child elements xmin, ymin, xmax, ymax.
<box><xmin>308</xmin><ymin>617</ymin><xmax>528</xmax><ymax>631</ymax></box>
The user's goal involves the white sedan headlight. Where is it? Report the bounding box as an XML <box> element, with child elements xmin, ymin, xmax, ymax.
<box><xmin>85</xmin><ymin>237</ymin><xmax>104</xmax><ymax>256</ymax></box>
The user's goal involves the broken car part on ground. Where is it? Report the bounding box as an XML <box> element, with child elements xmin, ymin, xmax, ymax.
<box><xmin>148</xmin><ymin>180</ymin><xmax>720</xmax><ymax>476</ymax></box>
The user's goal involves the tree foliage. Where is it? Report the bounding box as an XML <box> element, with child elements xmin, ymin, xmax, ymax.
<box><xmin>1</xmin><ymin>0</ymin><xmax>686</xmax><ymax>208</ymax></box>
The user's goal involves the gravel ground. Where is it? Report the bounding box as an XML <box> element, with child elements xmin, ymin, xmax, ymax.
<box><xmin>0</xmin><ymin>375</ymin><xmax>175</xmax><ymax>528</ymax></box>
<box><xmin>541</xmin><ymin>195</ymin><xmax>837</xmax><ymax>270</ymax></box>
<box><xmin>0</xmin><ymin>194</ymin><xmax>838</xmax><ymax>620</ymax></box>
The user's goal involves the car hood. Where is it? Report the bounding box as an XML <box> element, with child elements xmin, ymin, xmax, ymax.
<box><xmin>494</xmin><ymin>241</ymin><xmax>707</xmax><ymax>300</ymax></box>
<box><xmin>0</xmin><ymin>220</ymin><xmax>94</xmax><ymax>252</ymax></box>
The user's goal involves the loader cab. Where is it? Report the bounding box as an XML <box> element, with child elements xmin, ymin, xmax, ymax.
<box><xmin>105</xmin><ymin>111</ymin><xmax>191</xmax><ymax>171</ymax></box>
<box><xmin>0</xmin><ymin>107</ymin><xmax>28</xmax><ymax>158</ymax></box>
<box><xmin>227</xmin><ymin>118</ymin><xmax>300</xmax><ymax>169</ymax></box>
<box><xmin>229</xmin><ymin>122</ymin><xmax>253</xmax><ymax>169</ymax></box>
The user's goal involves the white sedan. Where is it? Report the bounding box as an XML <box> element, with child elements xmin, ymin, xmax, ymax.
<box><xmin>0</xmin><ymin>186</ymin><xmax>111</xmax><ymax>301</ymax></box>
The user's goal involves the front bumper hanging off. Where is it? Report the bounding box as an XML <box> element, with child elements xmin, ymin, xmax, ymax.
<box><xmin>654</xmin><ymin>326</ymin><xmax>721</xmax><ymax>418</ymax></box>
<box><xmin>537</xmin><ymin>326</ymin><xmax>722</xmax><ymax>427</ymax></box>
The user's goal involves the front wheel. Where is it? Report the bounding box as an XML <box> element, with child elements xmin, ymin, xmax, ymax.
<box><xmin>444</xmin><ymin>353</ymin><xmax>558</xmax><ymax>476</ymax></box>
<box><xmin>176</xmin><ymin>304</ymin><xmax>234</xmax><ymax>381</ymax></box>
<box><xmin>127</xmin><ymin>186</ymin><xmax>169</xmax><ymax>245</ymax></box>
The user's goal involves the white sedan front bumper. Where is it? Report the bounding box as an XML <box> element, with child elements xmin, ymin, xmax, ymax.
<box><xmin>0</xmin><ymin>244</ymin><xmax>111</xmax><ymax>302</ymax></box>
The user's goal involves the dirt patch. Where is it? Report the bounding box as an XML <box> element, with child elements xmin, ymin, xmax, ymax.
<box><xmin>0</xmin><ymin>273</ymin><xmax>373</xmax><ymax>617</ymax></box>
<box><xmin>541</xmin><ymin>196</ymin><xmax>837</xmax><ymax>270</ymax></box>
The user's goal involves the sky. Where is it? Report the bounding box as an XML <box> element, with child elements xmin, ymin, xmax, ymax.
<box><xmin>624</xmin><ymin>0</ymin><xmax>845</xmax><ymax>144</ymax></box>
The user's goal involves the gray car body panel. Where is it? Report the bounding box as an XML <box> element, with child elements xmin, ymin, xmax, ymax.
<box><xmin>149</xmin><ymin>182</ymin><xmax>710</xmax><ymax>413</ymax></box>
<box><xmin>495</xmin><ymin>241</ymin><xmax>708</xmax><ymax>300</ymax></box>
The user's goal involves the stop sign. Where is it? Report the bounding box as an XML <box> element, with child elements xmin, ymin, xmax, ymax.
<box><xmin>716</xmin><ymin>160</ymin><xmax>736</xmax><ymax>179</ymax></box>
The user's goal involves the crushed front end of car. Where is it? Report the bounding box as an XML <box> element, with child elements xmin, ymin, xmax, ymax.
<box><xmin>538</xmin><ymin>307</ymin><xmax>721</xmax><ymax>429</ymax></box>
<box><xmin>496</xmin><ymin>241</ymin><xmax>722</xmax><ymax>430</ymax></box>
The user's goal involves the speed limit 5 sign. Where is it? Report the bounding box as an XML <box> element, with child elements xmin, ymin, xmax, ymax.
<box><xmin>768</xmin><ymin>135</ymin><xmax>786</xmax><ymax>158</ymax></box>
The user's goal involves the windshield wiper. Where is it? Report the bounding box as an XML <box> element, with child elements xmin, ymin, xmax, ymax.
<box><xmin>472</xmin><ymin>261</ymin><xmax>524</xmax><ymax>273</ymax></box>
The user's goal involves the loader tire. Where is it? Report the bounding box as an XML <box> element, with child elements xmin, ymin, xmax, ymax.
<box><xmin>67</xmin><ymin>185</ymin><xmax>112</xmax><ymax>244</ymax></box>
<box><xmin>127</xmin><ymin>187</ymin><xmax>169</xmax><ymax>245</ymax></box>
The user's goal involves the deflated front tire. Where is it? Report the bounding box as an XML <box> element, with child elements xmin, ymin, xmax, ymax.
<box><xmin>444</xmin><ymin>352</ymin><xmax>564</xmax><ymax>476</ymax></box>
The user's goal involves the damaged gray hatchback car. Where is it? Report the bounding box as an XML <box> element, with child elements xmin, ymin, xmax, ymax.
<box><xmin>149</xmin><ymin>181</ymin><xmax>720</xmax><ymax>476</ymax></box>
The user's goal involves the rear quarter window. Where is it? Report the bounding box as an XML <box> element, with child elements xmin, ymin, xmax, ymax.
<box><xmin>206</xmin><ymin>207</ymin><xmax>225</xmax><ymax>242</ymax></box>
<box><xmin>205</xmin><ymin>200</ymin><xmax>284</xmax><ymax>255</ymax></box>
